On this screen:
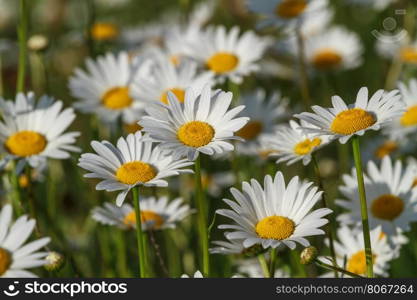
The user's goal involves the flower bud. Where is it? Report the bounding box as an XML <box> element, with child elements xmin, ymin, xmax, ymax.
<box><xmin>300</xmin><ymin>246</ymin><xmax>318</xmax><ymax>265</ymax></box>
<box><xmin>44</xmin><ymin>251</ymin><xmax>65</xmax><ymax>271</ymax></box>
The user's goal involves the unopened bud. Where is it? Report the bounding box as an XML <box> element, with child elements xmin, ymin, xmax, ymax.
<box><xmin>300</xmin><ymin>246</ymin><xmax>318</xmax><ymax>265</ymax></box>
<box><xmin>28</xmin><ymin>34</ymin><xmax>48</xmax><ymax>51</ymax></box>
<box><xmin>44</xmin><ymin>251</ymin><xmax>65</xmax><ymax>271</ymax></box>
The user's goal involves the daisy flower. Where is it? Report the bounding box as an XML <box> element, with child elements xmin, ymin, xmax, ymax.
<box><xmin>133</xmin><ymin>56</ymin><xmax>213</xmax><ymax>105</ymax></box>
<box><xmin>140</xmin><ymin>85</ymin><xmax>249</xmax><ymax>161</ymax></box>
<box><xmin>78</xmin><ymin>131</ymin><xmax>193</xmax><ymax>206</ymax></box>
<box><xmin>362</xmin><ymin>137</ymin><xmax>400</xmax><ymax>162</ymax></box>
<box><xmin>321</xmin><ymin>226</ymin><xmax>394</xmax><ymax>277</ymax></box>
<box><xmin>0</xmin><ymin>92</ymin><xmax>80</xmax><ymax>169</ymax></box>
<box><xmin>336</xmin><ymin>156</ymin><xmax>417</xmax><ymax>235</ymax></box>
<box><xmin>302</xmin><ymin>26</ymin><xmax>363</xmax><ymax>71</ymax></box>
<box><xmin>90</xmin><ymin>22</ymin><xmax>119</xmax><ymax>42</ymax></box>
<box><xmin>235</xmin><ymin>89</ymin><xmax>288</xmax><ymax>155</ymax></box>
<box><xmin>210</xmin><ymin>237</ymin><xmax>247</xmax><ymax>255</ymax></box>
<box><xmin>92</xmin><ymin>196</ymin><xmax>192</xmax><ymax>230</ymax></box>
<box><xmin>385</xmin><ymin>79</ymin><xmax>417</xmax><ymax>140</ymax></box>
<box><xmin>265</xmin><ymin>120</ymin><xmax>329</xmax><ymax>166</ymax></box>
<box><xmin>216</xmin><ymin>172</ymin><xmax>332</xmax><ymax>249</ymax></box>
<box><xmin>188</xmin><ymin>25</ymin><xmax>271</xmax><ymax>84</ymax></box>
<box><xmin>246</xmin><ymin>0</ymin><xmax>328</xmax><ymax>28</ymax></box>
<box><xmin>0</xmin><ymin>204</ymin><xmax>50</xmax><ymax>278</ymax></box>
<box><xmin>68</xmin><ymin>51</ymin><xmax>151</xmax><ymax>123</ymax></box>
<box><xmin>295</xmin><ymin>87</ymin><xmax>404</xmax><ymax>144</ymax></box>
<box><xmin>181</xmin><ymin>271</ymin><xmax>204</xmax><ymax>278</ymax></box>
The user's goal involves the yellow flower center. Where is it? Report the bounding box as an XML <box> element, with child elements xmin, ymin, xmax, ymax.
<box><xmin>206</xmin><ymin>52</ymin><xmax>239</xmax><ymax>74</ymax></box>
<box><xmin>123</xmin><ymin>210</ymin><xmax>164</xmax><ymax>229</ymax></box>
<box><xmin>374</xmin><ymin>141</ymin><xmax>398</xmax><ymax>159</ymax></box>
<box><xmin>0</xmin><ymin>247</ymin><xmax>11</xmax><ymax>276</ymax></box>
<box><xmin>124</xmin><ymin>122</ymin><xmax>143</xmax><ymax>134</ymax></box>
<box><xmin>235</xmin><ymin>121</ymin><xmax>263</xmax><ymax>140</ymax></box>
<box><xmin>371</xmin><ymin>194</ymin><xmax>404</xmax><ymax>221</ymax></box>
<box><xmin>330</xmin><ymin>108</ymin><xmax>376</xmax><ymax>135</ymax></box>
<box><xmin>275</xmin><ymin>0</ymin><xmax>307</xmax><ymax>18</ymax></box>
<box><xmin>347</xmin><ymin>250</ymin><xmax>376</xmax><ymax>275</ymax></box>
<box><xmin>177</xmin><ymin>121</ymin><xmax>215</xmax><ymax>147</ymax></box>
<box><xmin>115</xmin><ymin>161</ymin><xmax>157</xmax><ymax>185</ymax></box>
<box><xmin>91</xmin><ymin>23</ymin><xmax>118</xmax><ymax>41</ymax></box>
<box><xmin>18</xmin><ymin>174</ymin><xmax>30</xmax><ymax>188</ymax></box>
<box><xmin>160</xmin><ymin>88</ymin><xmax>185</xmax><ymax>104</ymax></box>
<box><xmin>101</xmin><ymin>87</ymin><xmax>133</xmax><ymax>110</ymax></box>
<box><xmin>255</xmin><ymin>216</ymin><xmax>295</xmax><ymax>240</ymax></box>
<box><xmin>400</xmin><ymin>105</ymin><xmax>417</xmax><ymax>127</ymax></box>
<box><xmin>170</xmin><ymin>55</ymin><xmax>181</xmax><ymax>66</ymax></box>
<box><xmin>293</xmin><ymin>138</ymin><xmax>322</xmax><ymax>155</ymax></box>
<box><xmin>400</xmin><ymin>47</ymin><xmax>417</xmax><ymax>64</ymax></box>
<box><xmin>5</xmin><ymin>131</ymin><xmax>47</xmax><ymax>157</ymax></box>
<box><xmin>312</xmin><ymin>49</ymin><xmax>342</xmax><ymax>70</ymax></box>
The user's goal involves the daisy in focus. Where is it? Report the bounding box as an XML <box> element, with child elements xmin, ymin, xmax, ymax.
<box><xmin>265</xmin><ymin>120</ymin><xmax>329</xmax><ymax>166</ymax></box>
<box><xmin>210</xmin><ymin>236</ymin><xmax>248</xmax><ymax>255</ymax></box>
<box><xmin>78</xmin><ymin>131</ymin><xmax>193</xmax><ymax>206</ymax></box>
<box><xmin>92</xmin><ymin>196</ymin><xmax>192</xmax><ymax>230</ymax></box>
<box><xmin>385</xmin><ymin>79</ymin><xmax>417</xmax><ymax>140</ymax></box>
<box><xmin>133</xmin><ymin>56</ymin><xmax>213</xmax><ymax>105</ymax></box>
<box><xmin>140</xmin><ymin>85</ymin><xmax>249</xmax><ymax>161</ymax></box>
<box><xmin>336</xmin><ymin>156</ymin><xmax>417</xmax><ymax>235</ymax></box>
<box><xmin>68</xmin><ymin>51</ymin><xmax>151</xmax><ymax>123</ymax></box>
<box><xmin>235</xmin><ymin>89</ymin><xmax>288</xmax><ymax>155</ymax></box>
<box><xmin>216</xmin><ymin>172</ymin><xmax>332</xmax><ymax>249</ymax></box>
<box><xmin>321</xmin><ymin>226</ymin><xmax>394</xmax><ymax>277</ymax></box>
<box><xmin>295</xmin><ymin>87</ymin><xmax>404</xmax><ymax>144</ymax></box>
<box><xmin>0</xmin><ymin>204</ymin><xmax>50</xmax><ymax>278</ymax></box>
<box><xmin>188</xmin><ymin>26</ymin><xmax>271</xmax><ymax>84</ymax></box>
<box><xmin>0</xmin><ymin>92</ymin><xmax>80</xmax><ymax>169</ymax></box>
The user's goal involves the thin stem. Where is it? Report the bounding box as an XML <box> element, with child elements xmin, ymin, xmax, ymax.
<box><xmin>194</xmin><ymin>156</ymin><xmax>210</xmax><ymax>277</ymax></box>
<box><xmin>257</xmin><ymin>254</ymin><xmax>270</xmax><ymax>278</ymax></box>
<box><xmin>269</xmin><ymin>248</ymin><xmax>277</xmax><ymax>278</ymax></box>
<box><xmin>132</xmin><ymin>187</ymin><xmax>147</xmax><ymax>277</ymax></box>
<box><xmin>314</xmin><ymin>259</ymin><xmax>364</xmax><ymax>278</ymax></box>
<box><xmin>9</xmin><ymin>162</ymin><xmax>23</xmax><ymax>216</ymax></box>
<box><xmin>351</xmin><ymin>136</ymin><xmax>374</xmax><ymax>278</ymax></box>
<box><xmin>148</xmin><ymin>229</ymin><xmax>169</xmax><ymax>277</ymax></box>
<box><xmin>114</xmin><ymin>230</ymin><xmax>129</xmax><ymax>277</ymax></box>
<box><xmin>17</xmin><ymin>0</ymin><xmax>28</xmax><ymax>92</ymax></box>
<box><xmin>295</xmin><ymin>24</ymin><xmax>311</xmax><ymax>110</ymax></box>
<box><xmin>311</xmin><ymin>155</ymin><xmax>338</xmax><ymax>278</ymax></box>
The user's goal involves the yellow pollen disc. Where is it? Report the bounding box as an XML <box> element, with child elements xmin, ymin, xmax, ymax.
<box><xmin>0</xmin><ymin>247</ymin><xmax>11</xmax><ymax>276</ymax></box>
<box><xmin>400</xmin><ymin>47</ymin><xmax>417</xmax><ymax>64</ymax></box>
<box><xmin>170</xmin><ymin>55</ymin><xmax>181</xmax><ymax>66</ymax></box>
<box><xmin>123</xmin><ymin>210</ymin><xmax>164</xmax><ymax>229</ymax></box>
<box><xmin>255</xmin><ymin>216</ymin><xmax>295</xmax><ymax>240</ymax></box>
<box><xmin>115</xmin><ymin>161</ymin><xmax>157</xmax><ymax>185</ymax></box>
<box><xmin>124</xmin><ymin>122</ymin><xmax>142</xmax><ymax>134</ymax></box>
<box><xmin>102</xmin><ymin>87</ymin><xmax>133</xmax><ymax>110</ymax></box>
<box><xmin>91</xmin><ymin>23</ymin><xmax>118</xmax><ymax>41</ymax></box>
<box><xmin>160</xmin><ymin>88</ymin><xmax>185</xmax><ymax>104</ymax></box>
<box><xmin>5</xmin><ymin>131</ymin><xmax>47</xmax><ymax>157</ymax></box>
<box><xmin>371</xmin><ymin>194</ymin><xmax>404</xmax><ymax>221</ymax></box>
<box><xmin>177</xmin><ymin>121</ymin><xmax>215</xmax><ymax>147</ymax></box>
<box><xmin>206</xmin><ymin>52</ymin><xmax>239</xmax><ymax>74</ymax></box>
<box><xmin>374</xmin><ymin>141</ymin><xmax>398</xmax><ymax>159</ymax></box>
<box><xmin>400</xmin><ymin>105</ymin><xmax>417</xmax><ymax>127</ymax></box>
<box><xmin>378</xmin><ymin>231</ymin><xmax>386</xmax><ymax>240</ymax></box>
<box><xmin>235</xmin><ymin>121</ymin><xmax>263</xmax><ymax>140</ymax></box>
<box><xmin>330</xmin><ymin>108</ymin><xmax>376</xmax><ymax>135</ymax></box>
<box><xmin>275</xmin><ymin>0</ymin><xmax>307</xmax><ymax>18</ymax></box>
<box><xmin>18</xmin><ymin>174</ymin><xmax>30</xmax><ymax>188</ymax></box>
<box><xmin>312</xmin><ymin>49</ymin><xmax>342</xmax><ymax>70</ymax></box>
<box><xmin>294</xmin><ymin>138</ymin><xmax>321</xmax><ymax>155</ymax></box>
<box><xmin>347</xmin><ymin>250</ymin><xmax>376</xmax><ymax>275</ymax></box>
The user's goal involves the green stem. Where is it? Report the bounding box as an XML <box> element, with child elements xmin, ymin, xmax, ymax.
<box><xmin>314</xmin><ymin>259</ymin><xmax>364</xmax><ymax>278</ymax></box>
<box><xmin>351</xmin><ymin>136</ymin><xmax>374</xmax><ymax>278</ymax></box>
<box><xmin>194</xmin><ymin>156</ymin><xmax>210</xmax><ymax>277</ymax></box>
<box><xmin>114</xmin><ymin>230</ymin><xmax>129</xmax><ymax>277</ymax></box>
<box><xmin>311</xmin><ymin>155</ymin><xmax>338</xmax><ymax>278</ymax></box>
<box><xmin>269</xmin><ymin>248</ymin><xmax>277</xmax><ymax>278</ymax></box>
<box><xmin>295</xmin><ymin>24</ymin><xmax>311</xmax><ymax>110</ymax></box>
<box><xmin>17</xmin><ymin>0</ymin><xmax>28</xmax><ymax>92</ymax></box>
<box><xmin>132</xmin><ymin>187</ymin><xmax>148</xmax><ymax>277</ymax></box>
<box><xmin>9</xmin><ymin>162</ymin><xmax>23</xmax><ymax>216</ymax></box>
<box><xmin>257</xmin><ymin>254</ymin><xmax>270</xmax><ymax>278</ymax></box>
